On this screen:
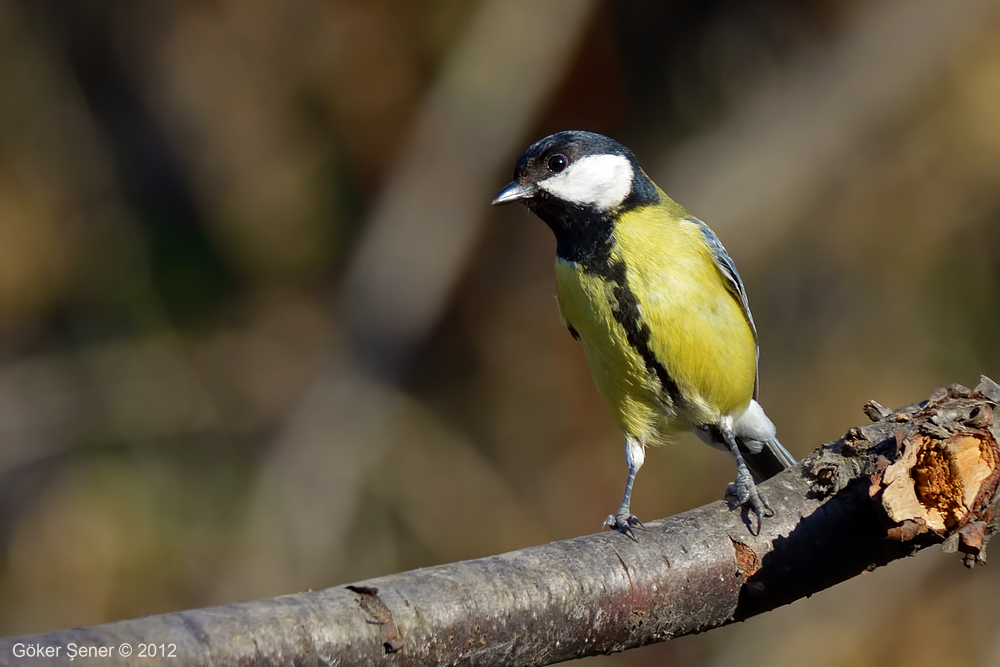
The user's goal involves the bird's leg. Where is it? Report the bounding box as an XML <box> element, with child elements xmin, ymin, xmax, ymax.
<box><xmin>721</xmin><ymin>425</ymin><xmax>773</xmax><ymax>533</ymax></box>
<box><xmin>604</xmin><ymin>436</ymin><xmax>646</xmax><ymax>539</ymax></box>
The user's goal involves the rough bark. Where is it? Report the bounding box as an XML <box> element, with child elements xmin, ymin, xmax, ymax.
<box><xmin>3</xmin><ymin>378</ymin><xmax>999</xmax><ymax>666</ymax></box>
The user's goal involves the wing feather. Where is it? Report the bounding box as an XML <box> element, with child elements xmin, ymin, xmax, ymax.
<box><xmin>685</xmin><ymin>218</ymin><xmax>760</xmax><ymax>399</ymax></box>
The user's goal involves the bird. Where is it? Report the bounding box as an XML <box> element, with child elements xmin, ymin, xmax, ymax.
<box><xmin>492</xmin><ymin>130</ymin><xmax>795</xmax><ymax>537</ymax></box>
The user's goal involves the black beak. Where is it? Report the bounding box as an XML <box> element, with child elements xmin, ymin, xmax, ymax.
<box><xmin>491</xmin><ymin>181</ymin><xmax>535</xmax><ymax>205</ymax></box>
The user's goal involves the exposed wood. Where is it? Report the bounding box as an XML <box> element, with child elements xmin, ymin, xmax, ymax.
<box><xmin>2</xmin><ymin>378</ymin><xmax>999</xmax><ymax>666</ymax></box>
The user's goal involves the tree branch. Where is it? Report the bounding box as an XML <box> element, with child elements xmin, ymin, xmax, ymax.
<box><xmin>3</xmin><ymin>378</ymin><xmax>999</xmax><ymax>666</ymax></box>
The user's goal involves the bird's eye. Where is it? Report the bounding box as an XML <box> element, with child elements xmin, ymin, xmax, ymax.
<box><xmin>547</xmin><ymin>154</ymin><xmax>568</xmax><ymax>173</ymax></box>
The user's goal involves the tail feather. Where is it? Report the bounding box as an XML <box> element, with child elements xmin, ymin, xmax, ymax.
<box><xmin>739</xmin><ymin>436</ymin><xmax>796</xmax><ymax>483</ymax></box>
<box><xmin>725</xmin><ymin>398</ymin><xmax>796</xmax><ymax>482</ymax></box>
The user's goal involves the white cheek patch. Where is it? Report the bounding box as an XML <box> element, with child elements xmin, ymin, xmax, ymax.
<box><xmin>538</xmin><ymin>154</ymin><xmax>634</xmax><ymax>209</ymax></box>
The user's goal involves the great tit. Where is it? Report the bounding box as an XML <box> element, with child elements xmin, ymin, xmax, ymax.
<box><xmin>492</xmin><ymin>130</ymin><xmax>795</xmax><ymax>537</ymax></box>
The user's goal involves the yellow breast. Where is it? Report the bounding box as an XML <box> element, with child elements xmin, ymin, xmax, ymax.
<box><xmin>554</xmin><ymin>205</ymin><xmax>757</xmax><ymax>445</ymax></box>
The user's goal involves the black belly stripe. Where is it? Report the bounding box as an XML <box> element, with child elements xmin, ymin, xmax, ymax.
<box><xmin>534</xmin><ymin>180</ymin><xmax>682</xmax><ymax>408</ymax></box>
<box><xmin>606</xmin><ymin>259</ymin><xmax>685</xmax><ymax>408</ymax></box>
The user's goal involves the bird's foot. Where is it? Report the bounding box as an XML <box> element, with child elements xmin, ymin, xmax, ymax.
<box><xmin>604</xmin><ymin>512</ymin><xmax>645</xmax><ymax>540</ymax></box>
<box><xmin>726</xmin><ymin>474</ymin><xmax>773</xmax><ymax>534</ymax></box>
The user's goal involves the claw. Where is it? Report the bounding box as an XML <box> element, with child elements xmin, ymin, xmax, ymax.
<box><xmin>727</xmin><ymin>474</ymin><xmax>774</xmax><ymax>534</ymax></box>
<box><xmin>604</xmin><ymin>513</ymin><xmax>646</xmax><ymax>540</ymax></box>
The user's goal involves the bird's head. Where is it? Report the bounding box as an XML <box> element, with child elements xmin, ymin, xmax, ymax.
<box><xmin>491</xmin><ymin>130</ymin><xmax>659</xmax><ymax>231</ymax></box>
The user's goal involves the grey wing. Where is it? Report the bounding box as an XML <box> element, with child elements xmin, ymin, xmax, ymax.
<box><xmin>686</xmin><ymin>217</ymin><xmax>760</xmax><ymax>399</ymax></box>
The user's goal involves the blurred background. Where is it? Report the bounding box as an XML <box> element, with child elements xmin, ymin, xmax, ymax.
<box><xmin>2</xmin><ymin>0</ymin><xmax>1000</xmax><ymax>664</ymax></box>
